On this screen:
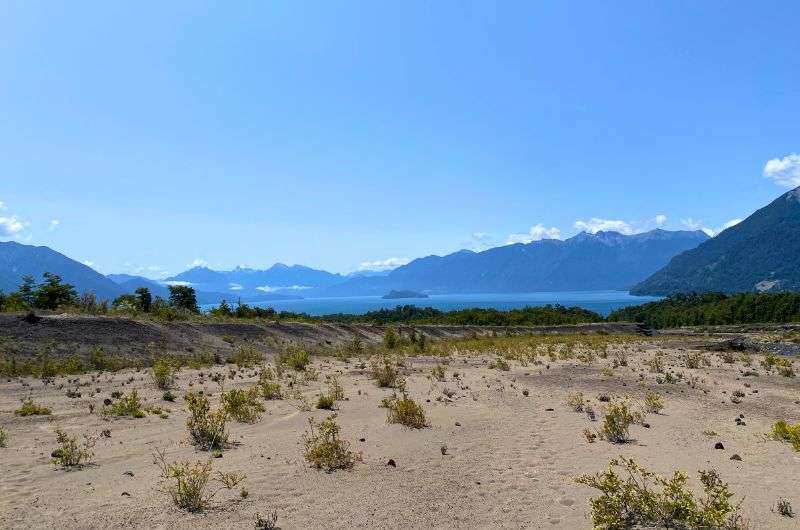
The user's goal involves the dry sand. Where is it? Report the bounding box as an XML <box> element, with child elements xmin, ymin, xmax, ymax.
<box><xmin>1</xmin><ymin>338</ymin><xmax>799</xmax><ymax>529</ymax></box>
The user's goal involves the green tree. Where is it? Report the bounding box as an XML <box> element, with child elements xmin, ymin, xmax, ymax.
<box><xmin>135</xmin><ymin>287</ymin><xmax>152</xmax><ymax>312</ymax></box>
<box><xmin>112</xmin><ymin>294</ymin><xmax>140</xmax><ymax>312</ymax></box>
<box><xmin>18</xmin><ymin>275</ymin><xmax>36</xmax><ymax>308</ymax></box>
<box><xmin>32</xmin><ymin>273</ymin><xmax>78</xmax><ymax>310</ymax></box>
<box><xmin>168</xmin><ymin>285</ymin><xmax>199</xmax><ymax>313</ymax></box>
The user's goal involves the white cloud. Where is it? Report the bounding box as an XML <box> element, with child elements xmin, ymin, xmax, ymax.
<box><xmin>683</xmin><ymin>217</ymin><xmax>742</xmax><ymax>237</ymax></box>
<box><xmin>229</xmin><ymin>283</ymin><xmax>243</xmax><ymax>291</ymax></box>
<box><xmin>0</xmin><ymin>201</ymin><xmax>6</xmax><ymax>210</ymax></box>
<box><xmin>763</xmin><ymin>153</ymin><xmax>800</xmax><ymax>187</ymax></box>
<box><xmin>163</xmin><ymin>280</ymin><xmax>193</xmax><ymax>287</ymax></box>
<box><xmin>681</xmin><ymin>218</ymin><xmax>702</xmax><ymax>231</ymax></box>
<box><xmin>574</xmin><ymin>218</ymin><xmax>635</xmax><ymax>235</ymax></box>
<box><xmin>0</xmin><ymin>215</ymin><xmax>24</xmax><ymax>237</ymax></box>
<box><xmin>188</xmin><ymin>258</ymin><xmax>208</xmax><ymax>268</ymax></box>
<box><xmin>256</xmin><ymin>284</ymin><xmax>311</xmax><ymax>293</ymax></box>
<box><xmin>654</xmin><ymin>214</ymin><xmax>667</xmax><ymax>227</ymax></box>
<box><xmin>48</xmin><ymin>219</ymin><xmax>60</xmax><ymax>231</ymax></box>
<box><xmin>82</xmin><ymin>260</ymin><xmax>95</xmax><ymax>267</ymax></box>
<box><xmin>506</xmin><ymin>224</ymin><xmax>562</xmax><ymax>244</ymax></box>
<box><xmin>358</xmin><ymin>257</ymin><xmax>411</xmax><ymax>272</ymax></box>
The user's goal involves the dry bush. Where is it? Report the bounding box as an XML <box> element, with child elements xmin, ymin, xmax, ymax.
<box><xmin>52</xmin><ymin>428</ymin><xmax>95</xmax><ymax>468</ymax></box>
<box><xmin>600</xmin><ymin>399</ymin><xmax>643</xmax><ymax>443</ymax></box>
<box><xmin>387</xmin><ymin>394</ymin><xmax>429</xmax><ymax>429</ymax></box>
<box><xmin>577</xmin><ymin>457</ymin><xmax>746</xmax><ymax>529</ymax></box>
<box><xmin>302</xmin><ymin>414</ymin><xmax>359</xmax><ymax>472</ymax></box>
<box><xmin>566</xmin><ymin>391</ymin><xmax>585</xmax><ymax>412</ymax></box>
<box><xmin>431</xmin><ymin>363</ymin><xmax>446</xmax><ymax>381</ymax></box>
<box><xmin>154</xmin><ymin>449</ymin><xmax>245</xmax><ymax>512</ymax></box>
<box><xmin>489</xmin><ymin>357</ymin><xmax>510</xmax><ymax>371</ymax></box>
<box><xmin>0</xmin><ymin>426</ymin><xmax>7</xmax><ymax>447</ymax></box>
<box><xmin>771</xmin><ymin>420</ymin><xmax>800</xmax><ymax>451</ymax></box>
<box><xmin>185</xmin><ymin>392</ymin><xmax>229</xmax><ymax>450</ymax></box>
<box><xmin>279</xmin><ymin>350</ymin><xmax>310</xmax><ymax>371</ymax></box>
<box><xmin>14</xmin><ymin>398</ymin><xmax>51</xmax><ymax>416</ymax></box>
<box><xmin>104</xmin><ymin>389</ymin><xmax>145</xmax><ymax>418</ymax></box>
<box><xmin>643</xmin><ymin>389</ymin><xmax>664</xmax><ymax>414</ymax></box>
<box><xmin>151</xmin><ymin>359</ymin><xmax>178</xmax><ymax>389</ymax></box>
<box><xmin>369</xmin><ymin>355</ymin><xmax>403</xmax><ymax>388</ymax></box>
<box><xmin>327</xmin><ymin>375</ymin><xmax>345</xmax><ymax>401</ymax></box>
<box><xmin>221</xmin><ymin>387</ymin><xmax>264</xmax><ymax>423</ymax></box>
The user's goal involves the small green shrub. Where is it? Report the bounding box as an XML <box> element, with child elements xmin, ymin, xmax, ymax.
<box><xmin>0</xmin><ymin>426</ymin><xmax>8</xmax><ymax>447</ymax></box>
<box><xmin>431</xmin><ymin>363</ymin><xmax>446</xmax><ymax>381</ymax></box>
<box><xmin>577</xmin><ymin>457</ymin><xmax>745</xmax><ymax>529</ymax></box>
<box><xmin>316</xmin><ymin>394</ymin><xmax>335</xmax><ymax>410</ymax></box>
<box><xmin>685</xmin><ymin>352</ymin><xmax>704</xmax><ymax>369</ymax></box>
<box><xmin>221</xmin><ymin>387</ymin><xmax>264</xmax><ymax>423</ymax></box>
<box><xmin>254</xmin><ymin>510</ymin><xmax>280</xmax><ymax>530</ymax></box>
<box><xmin>228</xmin><ymin>346</ymin><xmax>262</xmax><ymax>368</ymax></box>
<box><xmin>279</xmin><ymin>350</ymin><xmax>310</xmax><ymax>371</ymax></box>
<box><xmin>771</xmin><ymin>420</ymin><xmax>800</xmax><ymax>451</ymax></box>
<box><xmin>327</xmin><ymin>376</ymin><xmax>345</xmax><ymax>401</ymax></box>
<box><xmin>14</xmin><ymin>398</ymin><xmax>52</xmax><ymax>416</ymax></box>
<box><xmin>489</xmin><ymin>357</ymin><xmax>510</xmax><ymax>371</ymax></box>
<box><xmin>775</xmin><ymin>498</ymin><xmax>794</xmax><ymax>518</ymax></box>
<box><xmin>566</xmin><ymin>392</ymin><xmax>585</xmax><ymax>412</ymax></box>
<box><xmin>154</xmin><ymin>449</ymin><xmax>245</xmax><ymax>512</ymax></box>
<box><xmin>370</xmin><ymin>355</ymin><xmax>403</xmax><ymax>388</ymax></box>
<box><xmin>601</xmin><ymin>399</ymin><xmax>643</xmax><ymax>443</ymax></box>
<box><xmin>185</xmin><ymin>392</ymin><xmax>229</xmax><ymax>450</ymax></box>
<box><xmin>387</xmin><ymin>395</ymin><xmax>429</xmax><ymax>429</ymax></box>
<box><xmin>383</xmin><ymin>327</ymin><xmax>399</xmax><ymax>349</ymax></box>
<box><xmin>52</xmin><ymin>429</ymin><xmax>95</xmax><ymax>467</ymax></box>
<box><xmin>302</xmin><ymin>414</ymin><xmax>359</xmax><ymax>472</ymax></box>
<box><xmin>104</xmin><ymin>389</ymin><xmax>145</xmax><ymax>418</ymax></box>
<box><xmin>152</xmin><ymin>359</ymin><xmax>178</xmax><ymax>389</ymax></box>
<box><xmin>643</xmin><ymin>390</ymin><xmax>664</xmax><ymax>414</ymax></box>
<box><xmin>260</xmin><ymin>381</ymin><xmax>282</xmax><ymax>400</ymax></box>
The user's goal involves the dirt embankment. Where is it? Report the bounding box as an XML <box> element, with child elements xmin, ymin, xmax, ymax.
<box><xmin>0</xmin><ymin>313</ymin><xmax>646</xmax><ymax>358</ymax></box>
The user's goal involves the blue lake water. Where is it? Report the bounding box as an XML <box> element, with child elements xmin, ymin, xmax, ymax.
<box><xmin>201</xmin><ymin>291</ymin><xmax>660</xmax><ymax>317</ymax></box>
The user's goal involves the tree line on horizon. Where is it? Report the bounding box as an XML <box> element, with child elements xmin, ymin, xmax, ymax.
<box><xmin>3</xmin><ymin>272</ymin><xmax>800</xmax><ymax>329</ymax></box>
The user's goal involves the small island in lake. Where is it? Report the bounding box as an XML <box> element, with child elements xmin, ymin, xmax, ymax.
<box><xmin>382</xmin><ymin>289</ymin><xmax>429</xmax><ymax>299</ymax></box>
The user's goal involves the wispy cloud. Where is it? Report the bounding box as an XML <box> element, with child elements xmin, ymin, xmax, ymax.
<box><xmin>764</xmin><ymin>153</ymin><xmax>800</xmax><ymax>187</ymax></box>
<box><xmin>82</xmin><ymin>260</ymin><xmax>95</xmax><ymax>267</ymax></box>
<box><xmin>574</xmin><ymin>218</ymin><xmax>635</xmax><ymax>235</ymax></box>
<box><xmin>162</xmin><ymin>280</ymin><xmax>193</xmax><ymax>287</ymax></box>
<box><xmin>229</xmin><ymin>283</ymin><xmax>243</xmax><ymax>291</ymax></box>
<box><xmin>256</xmin><ymin>284</ymin><xmax>311</xmax><ymax>293</ymax></box>
<box><xmin>358</xmin><ymin>257</ymin><xmax>411</xmax><ymax>272</ymax></box>
<box><xmin>682</xmin><ymin>217</ymin><xmax>742</xmax><ymax>237</ymax></box>
<box><xmin>0</xmin><ymin>215</ymin><xmax>24</xmax><ymax>237</ymax></box>
<box><xmin>188</xmin><ymin>258</ymin><xmax>208</xmax><ymax>268</ymax></box>
<box><xmin>506</xmin><ymin>224</ymin><xmax>562</xmax><ymax>244</ymax></box>
<box><xmin>654</xmin><ymin>214</ymin><xmax>667</xmax><ymax>227</ymax></box>
<box><xmin>48</xmin><ymin>219</ymin><xmax>60</xmax><ymax>231</ymax></box>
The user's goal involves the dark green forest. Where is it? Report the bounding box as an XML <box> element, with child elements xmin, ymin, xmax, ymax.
<box><xmin>608</xmin><ymin>292</ymin><xmax>800</xmax><ymax>328</ymax></box>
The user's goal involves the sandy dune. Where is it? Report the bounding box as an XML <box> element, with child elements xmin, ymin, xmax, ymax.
<box><xmin>1</xmin><ymin>336</ymin><xmax>799</xmax><ymax>529</ymax></box>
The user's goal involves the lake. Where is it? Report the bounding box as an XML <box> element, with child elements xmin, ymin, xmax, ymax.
<box><xmin>201</xmin><ymin>290</ymin><xmax>660</xmax><ymax>317</ymax></box>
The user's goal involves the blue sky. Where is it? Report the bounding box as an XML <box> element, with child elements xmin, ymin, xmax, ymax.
<box><xmin>1</xmin><ymin>1</ymin><xmax>799</xmax><ymax>277</ymax></box>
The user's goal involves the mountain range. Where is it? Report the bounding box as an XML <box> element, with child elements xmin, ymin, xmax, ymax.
<box><xmin>632</xmin><ymin>186</ymin><xmax>800</xmax><ymax>295</ymax></box>
<box><xmin>6</xmin><ymin>184</ymin><xmax>798</xmax><ymax>304</ymax></box>
<box><xmin>320</xmin><ymin>229</ymin><xmax>709</xmax><ymax>296</ymax></box>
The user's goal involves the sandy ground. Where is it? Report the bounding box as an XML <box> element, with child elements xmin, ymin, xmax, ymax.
<box><xmin>1</xmin><ymin>339</ymin><xmax>799</xmax><ymax>529</ymax></box>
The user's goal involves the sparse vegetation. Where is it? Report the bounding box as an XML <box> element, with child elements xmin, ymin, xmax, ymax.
<box><xmin>566</xmin><ymin>391</ymin><xmax>585</xmax><ymax>412</ymax></box>
<box><xmin>643</xmin><ymin>389</ymin><xmax>664</xmax><ymax>414</ymax></box>
<box><xmin>52</xmin><ymin>428</ymin><xmax>95</xmax><ymax>468</ymax></box>
<box><xmin>600</xmin><ymin>399</ymin><xmax>643</xmax><ymax>443</ymax></box>
<box><xmin>154</xmin><ymin>449</ymin><xmax>245</xmax><ymax>512</ymax></box>
<box><xmin>489</xmin><ymin>357</ymin><xmax>510</xmax><ymax>371</ymax></box>
<box><xmin>221</xmin><ymin>387</ymin><xmax>264</xmax><ymax>423</ymax></box>
<box><xmin>14</xmin><ymin>398</ymin><xmax>52</xmax><ymax>416</ymax></box>
<box><xmin>576</xmin><ymin>457</ymin><xmax>745</xmax><ymax>529</ymax></box>
<box><xmin>302</xmin><ymin>414</ymin><xmax>359</xmax><ymax>472</ymax></box>
<box><xmin>104</xmin><ymin>389</ymin><xmax>145</xmax><ymax>418</ymax></box>
<box><xmin>369</xmin><ymin>355</ymin><xmax>403</xmax><ymax>388</ymax></box>
<box><xmin>386</xmin><ymin>394</ymin><xmax>429</xmax><ymax>428</ymax></box>
<box><xmin>775</xmin><ymin>498</ymin><xmax>794</xmax><ymax>518</ymax></box>
<box><xmin>0</xmin><ymin>426</ymin><xmax>8</xmax><ymax>447</ymax></box>
<box><xmin>771</xmin><ymin>420</ymin><xmax>800</xmax><ymax>451</ymax></box>
<box><xmin>185</xmin><ymin>392</ymin><xmax>229</xmax><ymax>450</ymax></box>
<box><xmin>152</xmin><ymin>359</ymin><xmax>178</xmax><ymax>389</ymax></box>
<box><xmin>279</xmin><ymin>350</ymin><xmax>310</xmax><ymax>371</ymax></box>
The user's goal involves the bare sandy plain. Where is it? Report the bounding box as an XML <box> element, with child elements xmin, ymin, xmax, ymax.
<box><xmin>1</xmin><ymin>327</ymin><xmax>799</xmax><ymax>529</ymax></box>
